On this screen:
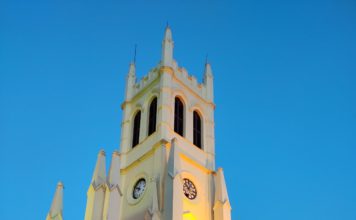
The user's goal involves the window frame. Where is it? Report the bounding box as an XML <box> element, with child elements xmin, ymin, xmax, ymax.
<box><xmin>148</xmin><ymin>97</ymin><xmax>158</xmax><ymax>136</ymax></box>
<box><xmin>193</xmin><ymin>111</ymin><xmax>202</xmax><ymax>149</ymax></box>
<box><xmin>174</xmin><ymin>97</ymin><xmax>185</xmax><ymax>137</ymax></box>
<box><xmin>132</xmin><ymin>110</ymin><xmax>141</xmax><ymax>147</ymax></box>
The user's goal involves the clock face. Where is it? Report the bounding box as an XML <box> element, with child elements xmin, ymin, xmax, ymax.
<box><xmin>183</xmin><ymin>178</ymin><xmax>197</xmax><ymax>200</ymax></box>
<box><xmin>132</xmin><ymin>178</ymin><xmax>146</xmax><ymax>199</ymax></box>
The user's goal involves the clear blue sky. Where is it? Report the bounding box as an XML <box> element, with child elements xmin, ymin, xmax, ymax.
<box><xmin>1</xmin><ymin>0</ymin><xmax>355</xmax><ymax>219</ymax></box>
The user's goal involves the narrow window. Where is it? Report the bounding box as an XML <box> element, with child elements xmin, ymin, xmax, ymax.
<box><xmin>174</xmin><ymin>97</ymin><xmax>184</xmax><ymax>136</ymax></box>
<box><xmin>148</xmin><ymin>97</ymin><xmax>157</xmax><ymax>135</ymax></box>
<box><xmin>193</xmin><ymin>111</ymin><xmax>202</xmax><ymax>148</ymax></box>
<box><xmin>132</xmin><ymin>111</ymin><xmax>141</xmax><ymax>147</ymax></box>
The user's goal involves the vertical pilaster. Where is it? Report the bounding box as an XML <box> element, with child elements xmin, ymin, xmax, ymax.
<box><xmin>163</xmin><ymin>138</ymin><xmax>183</xmax><ymax>220</ymax></box>
<box><xmin>205</xmin><ymin>106</ymin><xmax>215</xmax><ymax>170</ymax></box>
<box><xmin>150</xmin><ymin>180</ymin><xmax>161</xmax><ymax>220</ymax></box>
<box><xmin>140</xmin><ymin>107</ymin><xmax>147</xmax><ymax>142</ymax></box>
<box><xmin>121</xmin><ymin>62</ymin><xmax>136</xmax><ymax>154</ymax></box>
<box><xmin>159</xmin><ymin>66</ymin><xmax>174</xmax><ymax>141</ymax></box>
<box><xmin>185</xmin><ymin>107</ymin><xmax>193</xmax><ymax>144</ymax></box>
<box><xmin>203</xmin><ymin>63</ymin><xmax>215</xmax><ymax>169</ymax></box>
<box><xmin>159</xmin><ymin>25</ymin><xmax>175</xmax><ymax>142</ymax></box>
<box><xmin>120</xmin><ymin>103</ymin><xmax>133</xmax><ymax>155</ymax></box>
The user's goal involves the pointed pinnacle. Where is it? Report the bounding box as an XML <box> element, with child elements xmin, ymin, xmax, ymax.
<box><xmin>49</xmin><ymin>181</ymin><xmax>64</xmax><ymax>217</ymax></box>
<box><xmin>164</xmin><ymin>25</ymin><xmax>173</xmax><ymax>41</ymax></box>
<box><xmin>215</xmin><ymin>168</ymin><xmax>230</xmax><ymax>203</ymax></box>
<box><xmin>108</xmin><ymin>150</ymin><xmax>121</xmax><ymax>187</ymax></box>
<box><xmin>204</xmin><ymin>62</ymin><xmax>213</xmax><ymax>77</ymax></box>
<box><xmin>91</xmin><ymin>149</ymin><xmax>106</xmax><ymax>187</ymax></box>
<box><xmin>128</xmin><ymin>62</ymin><xmax>136</xmax><ymax>77</ymax></box>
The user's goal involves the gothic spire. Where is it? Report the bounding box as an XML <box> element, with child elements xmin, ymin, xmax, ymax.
<box><xmin>214</xmin><ymin>168</ymin><xmax>230</xmax><ymax>203</ymax></box>
<box><xmin>84</xmin><ymin>150</ymin><xmax>107</xmax><ymax>220</ymax></box>
<box><xmin>164</xmin><ymin>24</ymin><xmax>172</xmax><ymax>41</ymax></box>
<box><xmin>161</xmin><ymin>25</ymin><xmax>174</xmax><ymax>67</ymax></box>
<box><xmin>105</xmin><ymin>150</ymin><xmax>122</xmax><ymax>220</ymax></box>
<box><xmin>125</xmin><ymin>62</ymin><xmax>136</xmax><ymax>100</ymax></box>
<box><xmin>91</xmin><ymin>150</ymin><xmax>106</xmax><ymax>188</ymax></box>
<box><xmin>128</xmin><ymin>62</ymin><xmax>136</xmax><ymax>77</ymax></box>
<box><xmin>203</xmin><ymin>61</ymin><xmax>214</xmax><ymax>102</ymax></box>
<box><xmin>108</xmin><ymin>150</ymin><xmax>121</xmax><ymax>188</ymax></box>
<box><xmin>213</xmin><ymin>168</ymin><xmax>231</xmax><ymax>220</ymax></box>
<box><xmin>204</xmin><ymin>62</ymin><xmax>213</xmax><ymax>78</ymax></box>
<box><xmin>46</xmin><ymin>182</ymin><xmax>64</xmax><ymax>220</ymax></box>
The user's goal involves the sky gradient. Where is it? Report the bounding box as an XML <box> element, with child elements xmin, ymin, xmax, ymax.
<box><xmin>1</xmin><ymin>0</ymin><xmax>356</xmax><ymax>219</ymax></box>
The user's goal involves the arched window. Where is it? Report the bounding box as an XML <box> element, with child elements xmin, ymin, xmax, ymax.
<box><xmin>148</xmin><ymin>97</ymin><xmax>157</xmax><ymax>135</ymax></box>
<box><xmin>193</xmin><ymin>111</ymin><xmax>202</xmax><ymax>148</ymax></box>
<box><xmin>174</xmin><ymin>97</ymin><xmax>184</xmax><ymax>136</ymax></box>
<box><xmin>132</xmin><ymin>111</ymin><xmax>141</xmax><ymax>147</ymax></box>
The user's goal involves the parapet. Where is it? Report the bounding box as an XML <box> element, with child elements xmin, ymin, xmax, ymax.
<box><xmin>130</xmin><ymin>60</ymin><xmax>211</xmax><ymax>102</ymax></box>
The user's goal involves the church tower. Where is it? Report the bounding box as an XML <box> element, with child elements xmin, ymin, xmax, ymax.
<box><xmin>82</xmin><ymin>26</ymin><xmax>231</xmax><ymax>220</ymax></box>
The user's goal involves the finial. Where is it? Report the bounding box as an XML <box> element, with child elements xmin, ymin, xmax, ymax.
<box><xmin>57</xmin><ymin>181</ymin><xmax>64</xmax><ymax>188</ymax></box>
<box><xmin>205</xmin><ymin>53</ymin><xmax>209</xmax><ymax>65</ymax></box>
<box><xmin>163</xmin><ymin>24</ymin><xmax>172</xmax><ymax>41</ymax></box>
<box><xmin>165</xmin><ymin>21</ymin><xmax>172</xmax><ymax>30</ymax></box>
<box><xmin>162</xmin><ymin>24</ymin><xmax>174</xmax><ymax>66</ymax></box>
<box><xmin>112</xmin><ymin>150</ymin><xmax>120</xmax><ymax>156</ymax></box>
<box><xmin>98</xmin><ymin>149</ymin><xmax>106</xmax><ymax>156</ymax></box>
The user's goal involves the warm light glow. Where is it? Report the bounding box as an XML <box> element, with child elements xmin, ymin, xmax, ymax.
<box><xmin>183</xmin><ymin>212</ymin><xmax>197</xmax><ymax>220</ymax></box>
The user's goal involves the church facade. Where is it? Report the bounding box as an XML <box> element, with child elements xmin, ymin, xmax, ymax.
<box><xmin>46</xmin><ymin>26</ymin><xmax>231</xmax><ymax>220</ymax></box>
